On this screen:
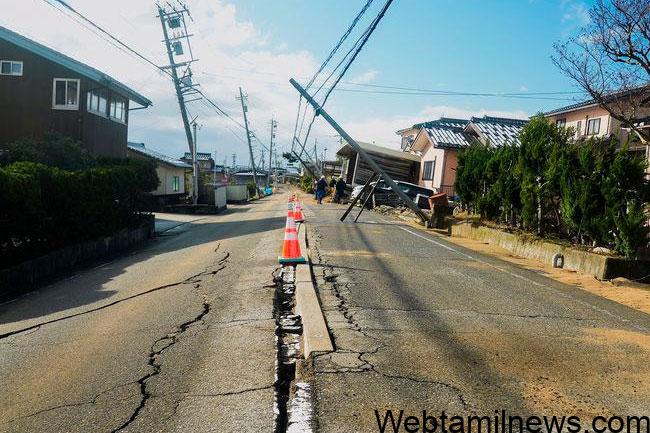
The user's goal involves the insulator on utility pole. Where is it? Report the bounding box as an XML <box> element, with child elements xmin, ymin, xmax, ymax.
<box><xmin>157</xmin><ymin>3</ymin><xmax>201</xmax><ymax>205</ymax></box>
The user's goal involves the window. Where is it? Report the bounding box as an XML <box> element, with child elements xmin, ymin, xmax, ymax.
<box><xmin>556</xmin><ymin>118</ymin><xmax>566</xmax><ymax>128</ymax></box>
<box><xmin>422</xmin><ymin>160</ymin><xmax>435</xmax><ymax>180</ymax></box>
<box><xmin>52</xmin><ymin>78</ymin><xmax>80</xmax><ymax>110</ymax></box>
<box><xmin>86</xmin><ymin>88</ymin><xmax>108</xmax><ymax>117</ymax></box>
<box><xmin>172</xmin><ymin>176</ymin><xmax>180</xmax><ymax>192</ymax></box>
<box><xmin>0</xmin><ymin>60</ymin><xmax>23</xmax><ymax>76</ymax></box>
<box><xmin>575</xmin><ymin>120</ymin><xmax>582</xmax><ymax>137</ymax></box>
<box><xmin>109</xmin><ymin>95</ymin><xmax>126</xmax><ymax>123</ymax></box>
<box><xmin>586</xmin><ymin>118</ymin><xmax>601</xmax><ymax>135</ymax></box>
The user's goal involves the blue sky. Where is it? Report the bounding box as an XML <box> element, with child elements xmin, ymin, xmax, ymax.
<box><xmin>233</xmin><ymin>0</ymin><xmax>591</xmax><ymax>117</ymax></box>
<box><xmin>2</xmin><ymin>0</ymin><xmax>593</xmax><ymax>162</ymax></box>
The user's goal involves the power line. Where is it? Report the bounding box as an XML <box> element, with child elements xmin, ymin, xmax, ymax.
<box><xmin>42</xmin><ymin>0</ymin><xmax>267</xmax><ymax>149</ymax></box>
<box><xmin>331</xmin><ymin>88</ymin><xmax>576</xmax><ymax>101</ymax></box>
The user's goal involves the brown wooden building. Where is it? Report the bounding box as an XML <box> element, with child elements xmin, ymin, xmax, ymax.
<box><xmin>0</xmin><ymin>26</ymin><xmax>151</xmax><ymax>157</ymax></box>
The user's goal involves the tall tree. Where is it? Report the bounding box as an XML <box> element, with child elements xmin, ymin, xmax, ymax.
<box><xmin>553</xmin><ymin>0</ymin><xmax>650</xmax><ymax>144</ymax></box>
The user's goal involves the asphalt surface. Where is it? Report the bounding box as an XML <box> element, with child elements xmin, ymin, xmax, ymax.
<box><xmin>304</xmin><ymin>200</ymin><xmax>650</xmax><ymax>433</ymax></box>
<box><xmin>0</xmin><ymin>194</ymin><xmax>287</xmax><ymax>433</ymax></box>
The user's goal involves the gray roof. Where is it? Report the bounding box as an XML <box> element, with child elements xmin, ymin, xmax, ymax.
<box><xmin>128</xmin><ymin>142</ymin><xmax>191</xmax><ymax>168</ymax></box>
<box><xmin>182</xmin><ymin>152</ymin><xmax>213</xmax><ymax>161</ymax></box>
<box><xmin>0</xmin><ymin>26</ymin><xmax>151</xmax><ymax>107</ymax></box>
<box><xmin>465</xmin><ymin>116</ymin><xmax>527</xmax><ymax>146</ymax></box>
<box><xmin>424</xmin><ymin>125</ymin><xmax>471</xmax><ymax>149</ymax></box>
<box><xmin>543</xmin><ymin>99</ymin><xmax>597</xmax><ymax>116</ymax></box>
<box><xmin>396</xmin><ymin>117</ymin><xmax>468</xmax><ymax>134</ymax></box>
<box><xmin>337</xmin><ymin>140</ymin><xmax>421</xmax><ymax>162</ymax></box>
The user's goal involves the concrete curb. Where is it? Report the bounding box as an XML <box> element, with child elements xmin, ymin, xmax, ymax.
<box><xmin>296</xmin><ymin>222</ymin><xmax>334</xmax><ymax>357</ymax></box>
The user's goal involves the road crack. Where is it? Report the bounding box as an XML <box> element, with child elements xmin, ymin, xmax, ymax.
<box><xmin>110</xmin><ymin>252</ymin><xmax>230</xmax><ymax>432</ymax></box>
<box><xmin>0</xmin><ymin>252</ymin><xmax>230</xmax><ymax>341</ymax></box>
<box><xmin>309</xmin><ymin>228</ymin><xmax>471</xmax><ymax>411</ymax></box>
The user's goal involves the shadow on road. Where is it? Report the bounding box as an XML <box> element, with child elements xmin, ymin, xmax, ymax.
<box><xmin>0</xmin><ymin>214</ymin><xmax>286</xmax><ymax>327</ymax></box>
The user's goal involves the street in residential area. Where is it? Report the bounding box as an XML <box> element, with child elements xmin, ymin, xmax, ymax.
<box><xmin>1</xmin><ymin>198</ymin><xmax>286</xmax><ymax>432</ymax></box>
<box><xmin>1</xmin><ymin>1</ymin><xmax>650</xmax><ymax>432</ymax></box>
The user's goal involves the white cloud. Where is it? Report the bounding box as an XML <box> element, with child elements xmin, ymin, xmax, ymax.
<box><xmin>0</xmin><ymin>1</ymin><xmax>531</xmax><ymax>163</ymax></box>
<box><xmin>349</xmin><ymin>69</ymin><xmax>379</xmax><ymax>85</ymax></box>
<box><xmin>561</xmin><ymin>1</ymin><xmax>590</xmax><ymax>27</ymax></box>
<box><xmin>0</xmin><ymin>0</ymin><xmax>322</xmax><ymax>164</ymax></box>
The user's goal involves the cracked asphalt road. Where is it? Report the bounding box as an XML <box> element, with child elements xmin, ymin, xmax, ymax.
<box><xmin>304</xmin><ymin>201</ymin><xmax>650</xmax><ymax>433</ymax></box>
<box><xmin>0</xmin><ymin>194</ymin><xmax>287</xmax><ymax>433</ymax></box>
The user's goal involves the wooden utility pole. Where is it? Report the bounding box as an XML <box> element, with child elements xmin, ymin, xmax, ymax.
<box><xmin>237</xmin><ymin>87</ymin><xmax>258</xmax><ymax>196</ymax></box>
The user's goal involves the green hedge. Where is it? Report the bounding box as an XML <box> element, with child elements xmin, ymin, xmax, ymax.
<box><xmin>455</xmin><ymin>115</ymin><xmax>650</xmax><ymax>258</ymax></box>
<box><xmin>0</xmin><ymin>159</ymin><xmax>158</xmax><ymax>266</ymax></box>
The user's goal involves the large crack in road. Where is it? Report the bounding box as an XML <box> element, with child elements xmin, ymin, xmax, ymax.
<box><xmin>309</xmin><ymin>228</ymin><xmax>471</xmax><ymax>411</ymax></box>
<box><xmin>110</xmin><ymin>252</ymin><xmax>230</xmax><ymax>432</ymax></box>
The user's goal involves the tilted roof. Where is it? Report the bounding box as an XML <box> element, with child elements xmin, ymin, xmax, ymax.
<box><xmin>396</xmin><ymin>117</ymin><xmax>468</xmax><ymax>134</ymax></box>
<box><xmin>0</xmin><ymin>26</ymin><xmax>151</xmax><ymax>107</ymax></box>
<box><xmin>424</xmin><ymin>125</ymin><xmax>471</xmax><ymax>149</ymax></box>
<box><xmin>337</xmin><ymin>140</ymin><xmax>421</xmax><ymax>162</ymax></box>
<box><xmin>465</xmin><ymin>116</ymin><xmax>528</xmax><ymax>146</ymax></box>
<box><xmin>128</xmin><ymin>142</ymin><xmax>191</xmax><ymax>168</ymax></box>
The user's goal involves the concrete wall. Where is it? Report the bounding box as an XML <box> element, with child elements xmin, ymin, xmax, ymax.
<box><xmin>451</xmin><ymin>221</ymin><xmax>650</xmax><ymax>281</ymax></box>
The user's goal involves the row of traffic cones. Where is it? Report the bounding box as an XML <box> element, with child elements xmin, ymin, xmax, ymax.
<box><xmin>279</xmin><ymin>194</ymin><xmax>306</xmax><ymax>265</ymax></box>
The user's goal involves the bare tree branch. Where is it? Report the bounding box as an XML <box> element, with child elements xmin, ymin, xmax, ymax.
<box><xmin>553</xmin><ymin>0</ymin><xmax>650</xmax><ymax>145</ymax></box>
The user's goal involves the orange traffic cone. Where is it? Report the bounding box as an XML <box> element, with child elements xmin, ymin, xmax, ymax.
<box><xmin>279</xmin><ymin>203</ymin><xmax>306</xmax><ymax>265</ymax></box>
<box><xmin>293</xmin><ymin>201</ymin><xmax>304</xmax><ymax>223</ymax></box>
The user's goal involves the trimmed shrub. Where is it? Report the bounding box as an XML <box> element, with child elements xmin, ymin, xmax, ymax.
<box><xmin>0</xmin><ymin>133</ymin><xmax>94</xmax><ymax>170</ymax></box>
<box><xmin>455</xmin><ymin>114</ymin><xmax>649</xmax><ymax>257</ymax></box>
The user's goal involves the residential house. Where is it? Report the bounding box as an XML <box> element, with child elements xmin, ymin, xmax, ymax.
<box><xmin>407</xmin><ymin>118</ymin><xmax>469</xmax><ymax>196</ymax></box>
<box><xmin>544</xmin><ymin>98</ymin><xmax>650</xmax><ymax>172</ymax></box>
<box><xmin>127</xmin><ymin>142</ymin><xmax>190</xmax><ymax>202</ymax></box>
<box><xmin>337</xmin><ymin>140</ymin><xmax>421</xmax><ymax>186</ymax></box>
<box><xmin>400</xmin><ymin>116</ymin><xmax>527</xmax><ymax>197</ymax></box>
<box><xmin>0</xmin><ymin>26</ymin><xmax>151</xmax><ymax>157</ymax></box>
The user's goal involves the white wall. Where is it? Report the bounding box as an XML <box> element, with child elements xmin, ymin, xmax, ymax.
<box><xmin>419</xmin><ymin>145</ymin><xmax>445</xmax><ymax>190</ymax></box>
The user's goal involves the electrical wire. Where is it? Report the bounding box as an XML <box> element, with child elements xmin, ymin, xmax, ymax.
<box><xmin>42</xmin><ymin>0</ymin><xmax>267</xmax><ymax>153</ymax></box>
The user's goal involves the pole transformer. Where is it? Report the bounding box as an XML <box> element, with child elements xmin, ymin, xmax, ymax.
<box><xmin>157</xmin><ymin>2</ymin><xmax>201</xmax><ymax>205</ymax></box>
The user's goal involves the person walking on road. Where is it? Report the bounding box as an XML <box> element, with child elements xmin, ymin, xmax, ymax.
<box><xmin>334</xmin><ymin>177</ymin><xmax>346</xmax><ymax>203</ymax></box>
<box><xmin>328</xmin><ymin>177</ymin><xmax>337</xmax><ymax>203</ymax></box>
<box><xmin>315</xmin><ymin>175</ymin><xmax>327</xmax><ymax>204</ymax></box>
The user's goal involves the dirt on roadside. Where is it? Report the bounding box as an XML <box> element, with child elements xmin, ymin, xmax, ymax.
<box><xmin>444</xmin><ymin>234</ymin><xmax>650</xmax><ymax>315</ymax></box>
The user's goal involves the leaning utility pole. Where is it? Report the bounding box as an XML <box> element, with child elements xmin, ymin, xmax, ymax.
<box><xmin>237</xmin><ymin>87</ymin><xmax>258</xmax><ymax>196</ymax></box>
<box><xmin>268</xmin><ymin>116</ymin><xmax>277</xmax><ymax>187</ymax></box>
<box><xmin>290</xmin><ymin>78</ymin><xmax>429</xmax><ymax>225</ymax></box>
<box><xmin>157</xmin><ymin>2</ymin><xmax>201</xmax><ymax>205</ymax></box>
